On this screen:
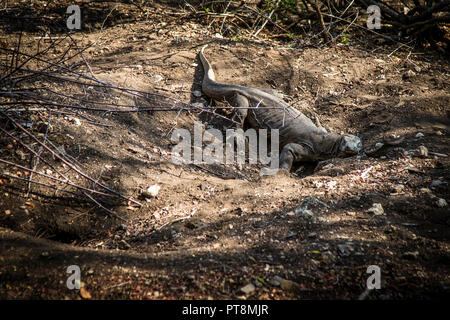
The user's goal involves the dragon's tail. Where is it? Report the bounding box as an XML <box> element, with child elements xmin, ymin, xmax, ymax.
<box><xmin>199</xmin><ymin>44</ymin><xmax>216</xmax><ymax>82</ymax></box>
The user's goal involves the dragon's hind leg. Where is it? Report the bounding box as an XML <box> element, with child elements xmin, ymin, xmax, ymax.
<box><xmin>280</xmin><ymin>143</ymin><xmax>312</xmax><ymax>171</ymax></box>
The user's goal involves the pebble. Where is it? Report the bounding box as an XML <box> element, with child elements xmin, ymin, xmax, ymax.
<box><xmin>420</xmin><ymin>187</ymin><xmax>432</xmax><ymax>194</ymax></box>
<box><xmin>72</xmin><ymin>117</ymin><xmax>82</xmax><ymax>126</ymax></box>
<box><xmin>286</xmin><ymin>231</ymin><xmax>297</xmax><ymax>238</ymax></box>
<box><xmin>307</xmin><ymin>232</ymin><xmax>317</xmax><ymax>238</ymax></box>
<box><xmin>437</xmin><ymin>198</ymin><xmax>447</xmax><ymax>208</ymax></box>
<box><xmin>268</xmin><ymin>276</ymin><xmax>284</xmax><ymax>287</ymax></box>
<box><xmin>295</xmin><ymin>208</ymin><xmax>314</xmax><ymax>218</ymax></box>
<box><xmin>415</xmin><ymin>145</ymin><xmax>428</xmax><ymax>157</ymax></box>
<box><xmin>367</xmin><ymin>203</ymin><xmax>384</xmax><ymax>215</ymax></box>
<box><xmin>152</xmin><ymin>212</ymin><xmax>160</xmax><ymax>219</ymax></box>
<box><xmin>192</xmin><ymin>90</ymin><xmax>202</xmax><ymax>98</ymax></box>
<box><xmin>280</xmin><ymin>279</ymin><xmax>300</xmax><ymax>292</ymax></box>
<box><xmin>142</xmin><ymin>184</ymin><xmax>160</xmax><ymax>198</ymax></box>
<box><xmin>240</xmin><ymin>283</ymin><xmax>256</xmax><ymax>294</ymax></box>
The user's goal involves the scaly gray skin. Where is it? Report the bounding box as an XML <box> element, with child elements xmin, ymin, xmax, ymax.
<box><xmin>199</xmin><ymin>45</ymin><xmax>362</xmax><ymax>171</ymax></box>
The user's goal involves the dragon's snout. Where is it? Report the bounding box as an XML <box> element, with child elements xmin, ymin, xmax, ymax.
<box><xmin>339</xmin><ymin>134</ymin><xmax>362</xmax><ymax>156</ymax></box>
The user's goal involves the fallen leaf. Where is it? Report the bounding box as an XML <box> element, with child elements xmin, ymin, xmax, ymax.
<box><xmin>25</xmin><ymin>201</ymin><xmax>35</xmax><ymax>208</ymax></box>
<box><xmin>80</xmin><ymin>287</ymin><xmax>92</xmax><ymax>299</ymax></box>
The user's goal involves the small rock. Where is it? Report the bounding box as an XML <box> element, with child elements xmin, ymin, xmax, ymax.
<box><xmin>268</xmin><ymin>276</ymin><xmax>284</xmax><ymax>287</ymax></box>
<box><xmin>436</xmin><ymin>198</ymin><xmax>447</xmax><ymax>208</ymax></box>
<box><xmin>295</xmin><ymin>208</ymin><xmax>314</xmax><ymax>218</ymax></box>
<box><xmin>307</xmin><ymin>232</ymin><xmax>317</xmax><ymax>238</ymax></box>
<box><xmin>142</xmin><ymin>184</ymin><xmax>161</xmax><ymax>198</ymax></box>
<box><xmin>72</xmin><ymin>117</ymin><xmax>81</xmax><ymax>126</ymax></box>
<box><xmin>240</xmin><ymin>283</ymin><xmax>256</xmax><ymax>294</ymax></box>
<box><xmin>280</xmin><ymin>279</ymin><xmax>300</xmax><ymax>292</ymax></box>
<box><xmin>286</xmin><ymin>231</ymin><xmax>297</xmax><ymax>238</ymax></box>
<box><xmin>415</xmin><ymin>132</ymin><xmax>424</xmax><ymax>138</ymax></box>
<box><xmin>253</xmin><ymin>279</ymin><xmax>263</xmax><ymax>287</ymax></box>
<box><xmin>294</xmin><ymin>196</ymin><xmax>328</xmax><ymax>218</ymax></box>
<box><xmin>415</xmin><ymin>145</ymin><xmax>428</xmax><ymax>158</ymax></box>
<box><xmin>152</xmin><ymin>212</ymin><xmax>160</xmax><ymax>219</ymax></box>
<box><xmin>430</xmin><ymin>180</ymin><xmax>443</xmax><ymax>188</ymax></box>
<box><xmin>192</xmin><ymin>90</ymin><xmax>202</xmax><ymax>98</ymax></box>
<box><xmin>367</xmin><ymin>203</ymin><xmax>384</xmax><ymax>215</ymax></box>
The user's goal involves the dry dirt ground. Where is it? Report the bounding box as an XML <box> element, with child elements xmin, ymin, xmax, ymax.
<box><xmin>0</xmin><ymin>1</ymin><xmax>449</xmax><ymax>300</ymax></box>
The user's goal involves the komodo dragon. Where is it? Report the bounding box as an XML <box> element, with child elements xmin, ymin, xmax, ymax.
<box><xmin>198</xmin><ymin>45</ymin><xmax>362</xmax><ymax>172</ymax></box>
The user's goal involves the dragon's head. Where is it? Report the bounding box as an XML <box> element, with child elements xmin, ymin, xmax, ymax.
<box><xmin>338</xmin><ymin>134</ymin><xmax>362</xmax><ymax>157</ymax></box>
